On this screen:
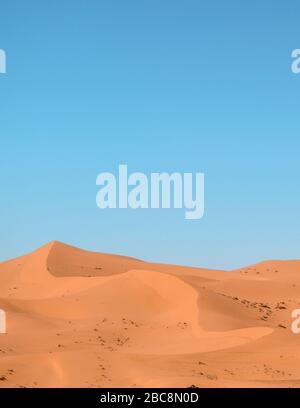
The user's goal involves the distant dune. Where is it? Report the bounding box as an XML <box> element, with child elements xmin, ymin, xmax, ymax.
<box><xmin>0</xmin><ymin>241</ymin><xmax>299</xmax><ymax>388</ymax></box>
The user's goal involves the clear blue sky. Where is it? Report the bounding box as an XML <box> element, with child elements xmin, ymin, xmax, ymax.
<box><xmin>0</xmin><ymin>0</ymin><xmax>300</xmax><ymax>269</ymax></box>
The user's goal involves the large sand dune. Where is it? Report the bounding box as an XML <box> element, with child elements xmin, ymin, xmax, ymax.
<box><xmin>0</xmin><ymin>241</ymin><xmax>299</xmax><ymax>388</ymax></box>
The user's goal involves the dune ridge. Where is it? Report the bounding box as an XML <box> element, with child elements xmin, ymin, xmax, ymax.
<box><xmin>0</xmin><ymin>241</ymin><xmax>299</xmax><ymax>388</ymax></box>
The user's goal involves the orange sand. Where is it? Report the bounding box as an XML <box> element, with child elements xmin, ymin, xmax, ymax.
<box><xmin>0</xmin><ymin>241</ymin><xmax>299</xmax><ymax>388</ymax></box>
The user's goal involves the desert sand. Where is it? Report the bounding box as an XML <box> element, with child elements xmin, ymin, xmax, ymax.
<box><xmin>0</xmin><ymin>241</ymin><xmax>299</xmax><ymax>388</ymax></box>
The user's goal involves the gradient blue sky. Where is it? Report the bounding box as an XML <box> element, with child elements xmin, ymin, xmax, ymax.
<box><xmin>1</xmin><ymin>0</ymin><xmax>300</xmax><ymax>269</ymax></box>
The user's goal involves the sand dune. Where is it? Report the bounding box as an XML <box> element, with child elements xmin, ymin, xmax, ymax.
<box><xmin>0</xmin><ymin>241</ymin><xmax>299</xmax><ymax>388</ymax></box>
